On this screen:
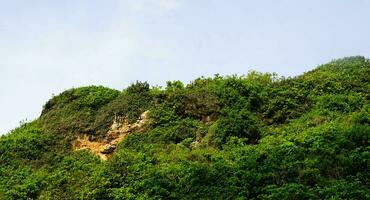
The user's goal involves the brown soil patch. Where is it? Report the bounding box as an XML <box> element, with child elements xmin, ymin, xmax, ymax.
<box><xmin>72</xmin><ymin>111</ymin><xmax>148</xmax><ymax>160</ymax></box>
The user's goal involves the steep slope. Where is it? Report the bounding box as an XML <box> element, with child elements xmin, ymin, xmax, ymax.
<box><xmin>0</xmin><ymin>56</ymin><xmax>369</xmax><ymax>199</ymax></box>
<box><xmin>72</xmin><ymin>111</ymin><xmax>149</xmax><ymax>160</ymax></box>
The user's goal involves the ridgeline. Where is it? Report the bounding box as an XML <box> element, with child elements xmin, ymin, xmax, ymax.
<box><xmin>0</xmin><ymin>56</ymin><xmax>369</xmax><ymax>199</ymax></box>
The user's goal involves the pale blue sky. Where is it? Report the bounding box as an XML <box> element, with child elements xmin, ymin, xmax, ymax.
<box><xmin>1</xmin><ymin>0</ymin><xmax>369</xmax><ymax>134</ymax></box>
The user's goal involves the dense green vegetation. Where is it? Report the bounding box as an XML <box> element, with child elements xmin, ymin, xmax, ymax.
<box><xmin>0</xmin><ymin>56</ymin><xmax>369</xmax><ymax>199</ymax></box>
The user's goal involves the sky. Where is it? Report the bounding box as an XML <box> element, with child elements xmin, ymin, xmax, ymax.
<box><xmin>1</xmin><ymin>0</ymin><xmax>370</xmax><ymax>134</ymax></box>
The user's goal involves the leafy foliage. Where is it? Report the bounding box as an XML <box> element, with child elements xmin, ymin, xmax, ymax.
<box><xmin>1</xmin><ymin>56</ymin><xmax>369</xmax><ymax>199</ymax></box>
<box><xmin>40</xmin><ymin>86</ymin><xmax>120</xmax><ymax>137</ymax></box>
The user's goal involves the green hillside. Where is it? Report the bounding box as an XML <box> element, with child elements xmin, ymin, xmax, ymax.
<box><xmin>0</xmin><ymin>56</ymin><xmax>369</xmax><ymax>199</ymax></box>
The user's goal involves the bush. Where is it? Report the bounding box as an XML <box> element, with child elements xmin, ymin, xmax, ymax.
<box><xmin>40</xmin><ymin>86</ymin><xmax>120</xmax><ymax>137</ymax></box>
<box><xmin>93</xmin><ymin>81</ymin><xmax>153</xmax><ymax>136</ymax></box>
<box><xmin>213</xmin><ymin>108</ymin><xmax>260</xmax><ymax>146</ymax></box>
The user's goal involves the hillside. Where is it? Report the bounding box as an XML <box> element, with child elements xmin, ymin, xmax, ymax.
<box><xmin>0</xmin><ymin>56</ymin><xmax>369</xmax><ymax>199</ymax></box>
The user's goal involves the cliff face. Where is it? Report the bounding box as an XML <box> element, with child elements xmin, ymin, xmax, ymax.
<box><xmin>72</xmin><ymin>111</ymin><xmax>149</xmax><ymax>160</ymax></box>
<box><xmin>0</xmin><ymin>57</ymin><xmax>369</xmax><ymax>199</ymax></box>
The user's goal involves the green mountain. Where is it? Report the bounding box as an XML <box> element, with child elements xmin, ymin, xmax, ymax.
<box><xmin>1</xmin><ymin>56</ymin><xmax>369</xmax><ymax>199</ymax></box>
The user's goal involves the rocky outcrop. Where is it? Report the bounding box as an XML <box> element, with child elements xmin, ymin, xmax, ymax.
<box><xmin>100</xmin><ymin>143</ymin><xmax>117</xmax><ymax>154</ymax></box>
<box><xmin>72</xmin><ymin>111</ymin><xmax>149</xmax><ymax>160</ymax></box>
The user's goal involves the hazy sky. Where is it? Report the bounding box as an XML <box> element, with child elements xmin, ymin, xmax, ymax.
<box><xmin>1</xmin><ymin>0</ymin><xmax>370</xmax><ymax>134</ymax></box>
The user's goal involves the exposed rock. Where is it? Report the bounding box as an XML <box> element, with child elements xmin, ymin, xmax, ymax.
<box><xmin>100</xmin><ymin>144</ymin><xmax>117</xmax><ymax>154</ymax></box>
<box><xmin>72</xmin><ymin>111</ymin><xmax>149</xmax><ymax>160</ymax></box>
